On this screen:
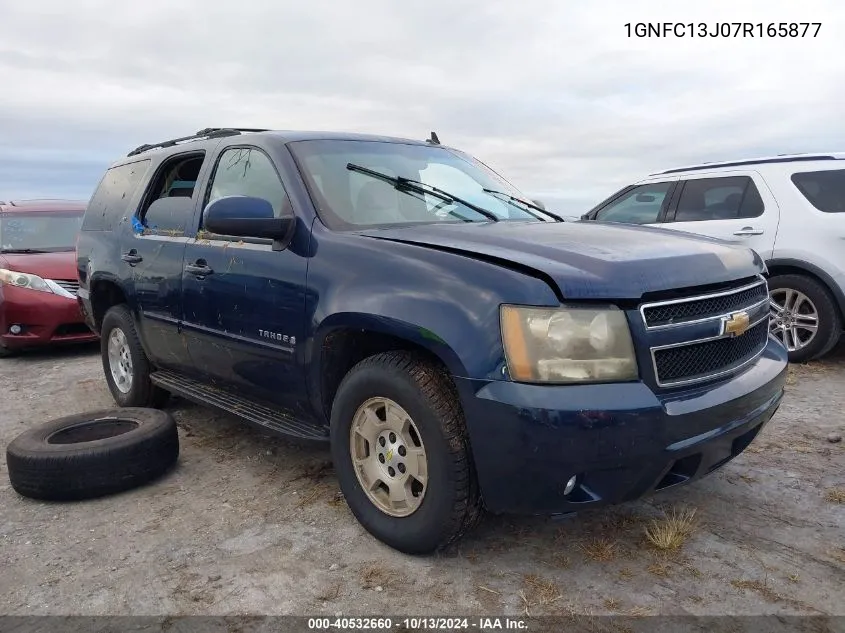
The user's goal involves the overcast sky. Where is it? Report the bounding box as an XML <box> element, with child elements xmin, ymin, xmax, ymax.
<box><xmin>1</xmin><ymin>0</ymin><xmax>843</xmax><ymax>214</ymax></box>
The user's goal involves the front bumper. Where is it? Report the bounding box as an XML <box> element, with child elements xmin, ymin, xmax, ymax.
<box><xmin>455</xmin><ymin>337</ymin><xmax>788</xmax><ymax>515</ymax></box>
<box><xmin>0</xmin><ymin>284</ymin><xmax>98</xmax><ymax>350</ymax></box>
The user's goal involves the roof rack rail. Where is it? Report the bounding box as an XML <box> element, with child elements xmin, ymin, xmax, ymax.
<box><xmin>126</xmin><ymin>127</ymin><xmax>271</xmax><ymax>157</ymax></box>
<box><xmin>652</xmin><ymin>154</ymin><xmax>839</xmax><ymax>176</ymax></box>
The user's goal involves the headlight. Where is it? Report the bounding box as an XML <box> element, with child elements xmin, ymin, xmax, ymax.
<box><xmin>500</xmin><ymin>304</ymin><xmax>638</xmax><ymax>383</ymax></box>
<box><xmin>0</xmin><ymin>268</ymin><xmax>74</xmax><ymax>298</ymax></box>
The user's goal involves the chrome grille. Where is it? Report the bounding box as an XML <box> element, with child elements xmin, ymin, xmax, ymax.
<box><xmin>52</xmin><ymin>279</ymin><xmax>80</xmax><ymax>295</ymax></box>
<box><xmin>642</xmin><ymin>278</ymin><xmax>768</xmax><ymax>328</ymax></box>
<box><xmin>653</xmin><ymin>320</ymin><xmax>769</xmax><ymax>385</ymax></box>
<box><xmin>641</xmin><ymin>275</ymin><xmax>771</xmax><ymax>387</ymax></box>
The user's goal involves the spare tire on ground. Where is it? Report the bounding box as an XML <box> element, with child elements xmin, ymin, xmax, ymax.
<box><xmin>5</xmin><ymin>407</ymin><xmax>179</xmax><ymax>501</ymax></box>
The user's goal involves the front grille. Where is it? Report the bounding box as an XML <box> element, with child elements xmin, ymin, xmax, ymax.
<box><xmin>653</xmin><ymin>320</ymin><xmax>769</xmax><ymax>386</ymax></box>
<box><xmin>642</xmin><ymin>279</ymin><xmax>768</xmax><ymax>327</ymax></box>
<box><xmin>52</xmin><ymin>279</ymin><xmax>80</xmax><ymax>295</ymax></box>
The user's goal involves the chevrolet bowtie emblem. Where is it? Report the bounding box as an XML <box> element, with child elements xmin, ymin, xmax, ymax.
<box><xmin>723</xmin><ymin>311</ymin><xmax>750</xmax><ymax>337</ymax></box>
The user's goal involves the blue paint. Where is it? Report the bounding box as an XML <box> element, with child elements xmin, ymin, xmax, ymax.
<box><xmin>76</xmin><ymin>130</ymin><xmax>788</xmax><ymax>515</ymax></box>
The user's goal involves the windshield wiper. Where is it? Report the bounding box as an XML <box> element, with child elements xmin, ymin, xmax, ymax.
<box><xmin>0</xmin><ymin>248</ymin><xmax>50</xmax><ymax>254</ymax></box>
<box><xmin>347</xmin><ymin>163</ymin><xmax>500</xmax><ymax>222</ymax></box>
<box><xmin>482</xmin><ymin>189</ymin><xmax>566</xmax><ymax>222</ymax></box>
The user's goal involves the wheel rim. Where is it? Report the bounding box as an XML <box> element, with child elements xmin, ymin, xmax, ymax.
<box><xmin>107</xmin><ymin>328</ymin><xmax>134</xmax><ymax>394</ymax></box>
<box><xmin>769</xmin><ymin>288</ymin><xmax>819</xmax><ymax>352</ymax></box>
<box><xmin>349</xmin><ymin>397</ymin><xmax>428</xmax><ymax>518</ymax></box>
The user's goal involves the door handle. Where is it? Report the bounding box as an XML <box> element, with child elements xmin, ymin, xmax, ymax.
<box><xmin>121</xmin><ymin>250</ymin><xmax>143</xmax><ymax>265</ymax></box>
<box><xmin>185</xmin><ymin>261</ymin><xmax>213</xmax><ymax>277</ymax></box>
<box><xmin>733</xmin><ymin>227</ymin><xmax>764</xmax><ymax>236</ymax></box>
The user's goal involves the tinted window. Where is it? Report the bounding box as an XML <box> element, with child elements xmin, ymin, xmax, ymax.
<box><xmin>206</xmin><ymin>147</ymin><xmax>290</xmax><ymax>218</ymax></box>
<box><xmin>82</xmin><ymin>159</ymin><xmax>150</xmax><ymax>231</ymax></box>
<box><xmin>674</xmin><ymin>176</ymin><xmax>764</xmax><ymax>222</ymax></box>
<box><xmin>594</xmin><ymin>182</ymin><xmax>674</xmax><ymax>224</ymax></box>
<box><xmin>0</xmin><ymin>212</ymin><xmax>83</xmax><ymax>252</ymax></box>
<box><xmin>140</xmin><ymin>153</ymin><xmax>205</xmax><ymax>233</ymax></box>
<box><xmin>791</xmin><ymin>169</ymin><xmax>845</xmax><ymax>213</ymax></box>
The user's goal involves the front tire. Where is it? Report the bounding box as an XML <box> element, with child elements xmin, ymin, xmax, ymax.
<box><xmin>330</xmin><ymin>351</ymin><xmax>482</xmax><ymax>555</ymax></box>
<box><xmin>768</xmin><ymin>274</ymin><xmax>842</xmax><ymax>363</ymax></box>
<box><xmin>100</xmin><ymin>305</ymin><xmax>169</xmax><ymax>408</ymax></box>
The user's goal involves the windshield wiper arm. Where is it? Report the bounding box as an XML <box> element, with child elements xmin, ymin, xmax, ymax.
<box><xmin>0</xmin><ymin>248</ymin><xmax>49</xmax><ymax>254</ymax></box>
<box><xmin>482</xmin><ymin>189</ymin><xmax>566</xmax><ymax>222</ymax></box>
<box><xmin>346</xmin><ymin>163</ymin><xmax>500</xmax><ymax>222</ymax></box>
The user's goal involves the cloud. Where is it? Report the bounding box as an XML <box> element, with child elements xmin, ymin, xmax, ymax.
<box><xmin>1</xmin><ymin>0</ymin><xmax>843</xmax><ymax>211</ymax></box>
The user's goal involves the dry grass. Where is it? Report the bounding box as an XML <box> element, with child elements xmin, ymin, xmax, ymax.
<box><xmin>603</xmin><ymin>597</ymin><xmax>621</xmax><ymax>611</ymax></box>
<box><xmin>824</xmin><ymin>488</ymin><xmax>845</xmax><ymax>504</ymax></box>
<box><xmin>629</xmin><ymin>606</ymin><xmax>654</xmax><ymax>617</ymax></box>
<box><xmin>787</xmin><ymin>574</ymin><xmax>800</xmax><ymax>583</ymax></box>
<box><xmin>647</xmin><ymin>562</ymin><xmax>672</xmax><ymax>577</ymax></box>
<box><xmin>543</xmin><ymin>552</ymin><xmax>571</xmax><ymax>569</ymax></box>
<box><xmin>294</xmin><ymin>483</ymin><xmax>331</xmax><ymax>509</ymax></box>
<box><xmin>315</xmin><ymin>582</ymin><xmax>342</xmax><ymax>601</ymax></box>
<box><xmin>829</xmin><ymin>548</ymin><xmax>845</xmax><ymax>565</ymax></box>
<box><xmin>731</xmin><ymin>579</ymin><xmax>781</xmax><ymax>602</ymax></box>
<box><xmin>618</xmin><ymin>567</ymin><xmax>635</xmax><ymax>580</ymax></box>
<box><xmin>519</xmin><ymin>574</ymin><xmax>563</xmax><ymax>615</ymax></box>
<box><xmin>644</xmin><ymin>506</ymin><xmax>698</xmax><ymax>551</ymax></box>
<box><xmin>579</xmin><ymin>538</ymin><xmax>618</xmax><ymax>562</ymax></box>
<box><xmin>359</xmin><ymin>563</ymin><xmax>399</xmax><ymax>590</ymax></box>
<box><xmin>603</xmin><ymin>513</ymin><xmax>644</xmax><ymax>531</ymax></box>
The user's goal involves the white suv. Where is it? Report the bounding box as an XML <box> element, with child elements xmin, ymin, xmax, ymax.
<box><xmin>580</xmin><ymin>153</ymin><xmax>845</xmax><ymax>362</ymax></box>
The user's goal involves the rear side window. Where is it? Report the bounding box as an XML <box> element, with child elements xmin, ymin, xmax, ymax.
<box><xmin>82</xmin><ymin>160</ymin><xmax>151</xmax><ymax>231</ymax></box>
<box><xmin>673</xmin><ymin>176</ymin><xmax>764</xmax><ymax>222</ymax></box>
<box><xmin>791</xmin><ymin>169</ymin><xmax>845</xmax><ymax>213</ymax></box>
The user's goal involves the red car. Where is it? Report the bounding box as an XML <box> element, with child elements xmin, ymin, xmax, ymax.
<box><xmin>0</xmin><ymin>199</ymin><xmax>98</xmax><ymax>356</ymax></box>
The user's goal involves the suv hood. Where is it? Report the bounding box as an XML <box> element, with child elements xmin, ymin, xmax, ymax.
<box><xmin>360</xmin><ymin>221</ymin><xmax>765</xmax><ymax>300</ymax></box>
<box><xmin>0</xmin><ymin>251</ymin><xmax>78</xmax><ymax>281</ymax></box>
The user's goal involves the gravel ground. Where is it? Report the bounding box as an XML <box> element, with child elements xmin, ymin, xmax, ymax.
<box><xmin>1</xmin><ymin>341</ymin><xmax>843</xmax><ymax>617</ymax></box>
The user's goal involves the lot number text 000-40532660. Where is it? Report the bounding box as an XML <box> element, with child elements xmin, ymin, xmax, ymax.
<box><xmin>624</xmin><ymin>22</ymin><xmax>822</xmax><ymax>38</ymax></box>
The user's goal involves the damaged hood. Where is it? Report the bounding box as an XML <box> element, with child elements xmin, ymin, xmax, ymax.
<box><xmin>359</xmin><ymin>221</ymin><xmax>765</xmax><ymax>300</ymax></box>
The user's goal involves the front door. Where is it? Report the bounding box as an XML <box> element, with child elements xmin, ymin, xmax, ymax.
<box><xmin>180</xmin><ymin>144</ymin><xmax>310</xmax><ymax>414</ymax></box>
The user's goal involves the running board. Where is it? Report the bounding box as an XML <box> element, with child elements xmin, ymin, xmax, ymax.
<box><xmin>150</xmin><ymin>369</ymin><xmax>329</xmax><ymax>442</ymax></box>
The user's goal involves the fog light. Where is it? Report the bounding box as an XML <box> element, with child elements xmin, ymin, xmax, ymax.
<box><xmin>9</xmin><ymin>324</ymin><xmax>22</xmax><ymax>335</ymax></box>
<box><xmin>563</xmin><ymin>475</ymin><xmax>577</xmax><ymax>496</ymax></box>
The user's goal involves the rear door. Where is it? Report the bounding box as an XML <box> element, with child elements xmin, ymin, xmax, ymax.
<box><xmin>120</xmin><ymin>149</ymin><xmax>213</xmax><ymax>371</ymax></box>
<box><xmin>660</xmin><ymin>172</ymin><xmax>780</xmax><ymax>257</ymax></box>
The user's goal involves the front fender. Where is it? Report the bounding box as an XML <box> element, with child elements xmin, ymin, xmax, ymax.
<box><xmin>303</xmin><ymin>229</ymin><xmax>562</xmax><ymax>413</ymax></box>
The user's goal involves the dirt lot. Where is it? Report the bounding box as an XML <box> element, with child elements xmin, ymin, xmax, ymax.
<box><xmin>1</xmin><ymin>342</ymin><xmax>843</xmax><ymax>617</ymax></box>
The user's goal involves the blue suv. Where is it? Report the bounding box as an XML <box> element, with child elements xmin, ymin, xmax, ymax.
<box><xmin>76</xmin><ymin>128</ymin><xmax>788</xmax><ymax>554</ymax></box>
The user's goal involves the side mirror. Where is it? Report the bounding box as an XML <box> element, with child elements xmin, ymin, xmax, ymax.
<box><xmin>530</xmin><ymin>199</ymin><xmax>546</xmax><ymax>210</ymax></box>
<box><xmin>580</xmin><ymin>213</ymin><xmax>591</xmax><ymax>221</ymax></box>
<box><xmin>203</xmin><ymin>196</ymin><xmax>295</xmax><ymax>249</ymax></box>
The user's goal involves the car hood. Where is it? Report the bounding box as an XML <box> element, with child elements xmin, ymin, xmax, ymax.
<box><xmin>359</xmin><ymin>221</ymin><xmax>765</xmax><ymax>300</ymax></box>
<box><xmin>0</xmin><ymin>251</ymin><xmax>78</xmax><ymax>281</ymax></box>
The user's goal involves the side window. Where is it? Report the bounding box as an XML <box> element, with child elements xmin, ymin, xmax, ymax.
<box><xmin>594</xmin><ymin>182</ymin><xmax>674</xmax><ymax>224</ymax></box>
<box><xmin>140</xmin><ymin>152</ymin><xmax>205</xmax><ymax>232</ymax></box>
<box><xmin>83</xmin><ymin>160</ymin><xmax>151</xmax><ymax>231</ymax></box>
<box><xmin>791</xmin><ymin>169</ymin><xmax>845</xmax><ymax>213</ymax></box>
<box><xmin>674</xmin><ymin>176</ymin><xmax>764</xmax><ymax>222</ymax></box>
<box><xmin>205</xmin><ymin>147</ymin><xmax>290</xmax><ymax>219</ymax></box>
